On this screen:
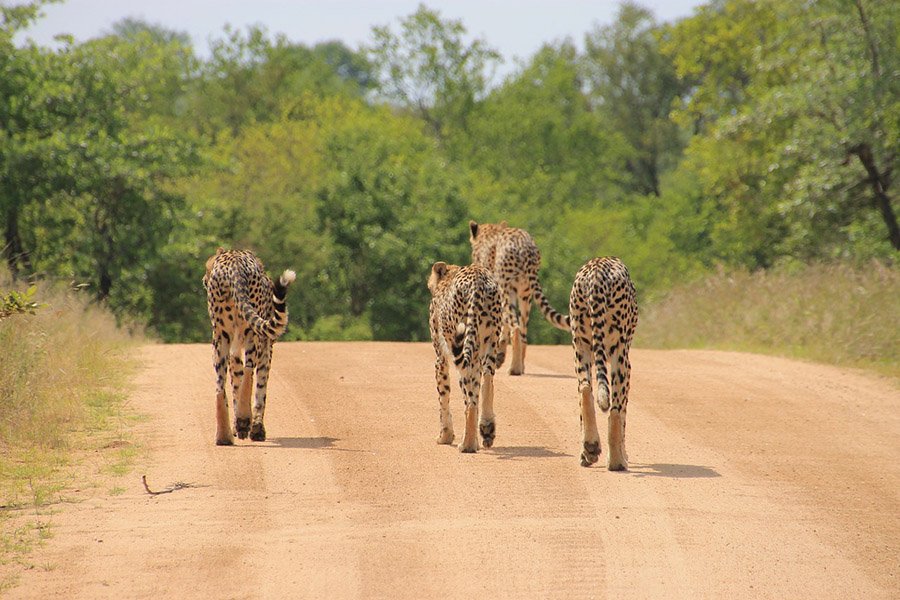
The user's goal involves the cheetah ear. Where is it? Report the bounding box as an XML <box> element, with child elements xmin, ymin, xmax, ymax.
<box><xmin>499</xmin><ymin>220</ymin><xmax>507</xmax><ymax>227</ymax></box>
<box><xmin>469</xmin><ymin>220</ymin><xmax>479</xmax><ymax>239</ymax></box>
<box><xmin>431</xmin><ymin>261</ymin><xmax>448</xmax><ymax>280</ymax></box>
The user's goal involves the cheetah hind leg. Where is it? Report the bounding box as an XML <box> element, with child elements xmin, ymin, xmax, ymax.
<box><xmin>435</xmin><ymin>354</ymin><xmax>455</xmax><ymax>445</ymax></box>
<box><xmin>250</xmin><ymin>422</ymin><xmax>266</xmax><ymax>442</ymax></box>
<box><xmin>607</xmin><ymin>409</ymin><xmax>627</xmax><ymax>471</ymax></box>
<box><xmin>508</xmin><ymin>328</ymin><xmax>525</xmax><ymax>376</ymax></box>
<box><xmin>580</xmin><ymin>387</ymin><xmax>601</xmax><ymax>467</ymax></box>
<box><xmin>495</xmin><ymin>324</ymin><xmax>510</xmax><ymax>368</ymax></box>
<box><xmin>479</xmin><ymin>372</ymin><xmax>496</xmax><ymax>448</ymax></box>
<box><xmin>231</xmin><ymin>354</ymin><xmax>253</xmax><ymax>439</ymax></box>
<box><xmin>213</xmin><ymin>336</ymin><xmax>234</xmax><ymax>446</ymax></box>
<box><xmin>458</xmin><ymin>369</ymin><xmax>480</xmax><ymax>453</ymax></box>
<box><xmin>458</xmin><ymin>401</ymin><xmax>479</xmax><ymax>453</ymax></box>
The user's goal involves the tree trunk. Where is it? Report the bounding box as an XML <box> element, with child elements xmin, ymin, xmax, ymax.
<box><xmin>3</xmin><ymin>204</ymin><xmax>33</xmax><ymax>278</ymax></box>
<box><xmin>851</xmin><ymin>143</ymin><xmax>900</xmax><ymax>251</ymax></box>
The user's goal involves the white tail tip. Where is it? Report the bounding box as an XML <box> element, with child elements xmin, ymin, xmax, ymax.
<box><xmin>280</xmin><ymin>270</ymin><xmax>296</xmax><ymax>286</ymax></box>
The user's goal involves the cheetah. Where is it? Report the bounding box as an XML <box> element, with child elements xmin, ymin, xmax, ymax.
<box><xmin>469</xmin><ymin>220</ymin><xmax>569</xmax><ymax>375</ymax></box>
<box><xmin>428</xmin><ymin>261</ymin><xmax>504</xmax><ymax>453</ymax></box>
<box><xmin>203</xmin><ymin>248</ymin><xmax>295</xmax><ymax>445</ymax></box>
<box><xmin>568</xmin><ymin>257</ymin><xmax>638</xmax><ymax>469</ymax></box>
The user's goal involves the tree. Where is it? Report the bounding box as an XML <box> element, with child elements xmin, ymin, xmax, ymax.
<box><xmin>366</xmin><ymin>4</ymin><xmax>501</xmax><ymax>138</ymax></box>
<box><xmin>463</xmin><ymin>42</ymin><xmax>629</xmax><ymax>213</ymax></box>
<box><xmin>0</xmin><ymin>0</ymin><xmax>62</xmax><ymax>277</ymax></box>
<box><xmin>187</xmin><ymin>26</ymin><xmax>370</xmax><ymax>138</ymax></box>
<box><xmin>663</xmin><ymin>0</ymin><xmax>899</xmax><ymax>263</ymax></box>
<box><xmin>108</xmin><ymin>16</ymin><xmax>191</xmax><ymax>47</ymax></box>
<box><xmin>581</xmin><ymin>2</ymin><xmax>685</xmax><ymax>197</ymax></box>
<box><xmin>103</xmin><ymin>18</ymin><xmax>197</xmax><ymax>124</ymax></box>
<box><xmin>6</xmin><ymin>30</ymin><xmax>199</xmax><ymax>320</ymax></box>
<box><xmin>313</xmin><ymin>97</ymin><xmax>469</xmax><ymax>340</ymax></box>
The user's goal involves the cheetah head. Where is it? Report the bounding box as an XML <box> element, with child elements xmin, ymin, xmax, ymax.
<box><xmin>428</xmin><ymin>261</ymin><xmax>460</xmax><ymax>294</ymax></box>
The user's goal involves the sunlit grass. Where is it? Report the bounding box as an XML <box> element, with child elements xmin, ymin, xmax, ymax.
<box><xmin>0</xmin><ymin>270</ymin><xmax>141</xmax><ymax>583</ymax></box>
<box><xmin>638</xmin><ymin>261</ymin><xmax>899</xmax><ymax>378</ymax></box>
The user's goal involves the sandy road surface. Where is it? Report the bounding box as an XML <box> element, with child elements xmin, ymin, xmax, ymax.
<box><xmin>5</xmin><ymin>342</ymin><xmax>899</xmax><ymax>599</ymax></box>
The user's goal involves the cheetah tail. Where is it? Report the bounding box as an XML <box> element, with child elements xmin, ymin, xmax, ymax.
<box><xmin>451</xmin><ymin>306</ymin><xmax>478</xmax><ymax>370</ymax></box>
<box><xmin>268</xmin><ymin>269</ymin><xmax>296</xmax><ymax>338</ymax></box>
<box><xmin>529</xmin><ymin>274</ymin><xmax>570</xmax><ymax>331</ymax></box>
<box><xmin>234</xmin><ymin>269</ymin><xmax>295</xmax><ymax>341</ymax></box>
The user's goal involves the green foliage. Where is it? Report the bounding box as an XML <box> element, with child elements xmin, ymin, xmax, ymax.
<box><xmin>463</xmin><ymin>42</ymin><xmax>627</xmax><ymax>201</ymax></box>
<box><xmin>663</xmin><ymin>0</ymin><xmax>899</xmax><ymax>263</ymax></box>
<box><xmin>187</xmin><ymin>26</ymin><xmax>370</xmax><ymax>138</ymax></box>
<box><xmin>3</xmin><ymin>1</ymin><xmax>897</xmax><ymax>349</ymax></box>
<box><xmin>0</xmin><ymin>0</ymin><xmax>59</xmax><ymax>35</ymax></box>
<box><xmin>0</xmin><ymin>285</ymin><xmax>40</xmax><ymax>319</ymax></box>
<box><xmin>456</xmin><ymin>42</ymin><xmax>635</xmax><ymax>343</ymax></box>
<box><xmin>582</xmin><ymin>1</ymin><xmax>686</xmax><ymax>197</ymax></box>
<box><xmin>3</xmin><ymin>17</ymin><xmax>200</xmax><ymax>327</ymax></box>
<box><xmin>367</xmin><ymin>4</ymin><xmax>501</xmax><ymax>137</ymax></box>
<box><xmin>312</xmin><ymin>97</ymin><xmax>470</xmax><ymax>340</ymax></box>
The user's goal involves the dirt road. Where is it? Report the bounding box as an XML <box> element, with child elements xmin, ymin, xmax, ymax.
<box><xmin>6</xmin><ymin>342</ymin><xmax>899</xmax><ymax>599</ymax></box>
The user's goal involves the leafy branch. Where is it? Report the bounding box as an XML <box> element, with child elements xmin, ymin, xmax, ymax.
<box><xmin>0</xmin><ymin>286</ymin><xmax>42</xmax><ymax>320</ymax></box>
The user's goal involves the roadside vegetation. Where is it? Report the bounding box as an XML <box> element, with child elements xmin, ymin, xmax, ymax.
<box><xmin>2</xmin><ymin>0</ymin><xmax>895</xmax><ymax>346</ymax></box>
<box><xmin>639</xmin><ymin>262</ymin><xmax>900</xmax><ymax>378</ymax></box>
<box><xmin>0</xmin><ymin>270</ymin><xmax>139</xmax><ymax>589</ymax></box>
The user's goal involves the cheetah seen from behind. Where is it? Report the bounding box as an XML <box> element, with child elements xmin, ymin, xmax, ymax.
<box><xmin>469</xmin><ymin>220</ymin><xmax>569</xmax><ymax>376</ymax></box>
<box><xmin>569</xmin><ymin>257</ymin><xmax>638</xmax><ymax>469</ymax></box>
<box><xmin>203</xmin><ymin>248</ymin><xmax>295</xmax><ymax>446</ymax></box>
<box><xmin>428</xmin><ymin>261</ymin><xmax>504</xmax><ymax>453</ymax></box>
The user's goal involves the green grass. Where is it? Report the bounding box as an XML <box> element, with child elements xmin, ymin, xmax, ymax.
<box><xmin>0</xmin><ymin>271</ymin><xmax>141</xmax><ymax>589</ymax></box>
<box><xmin>637</xmin><ymin>261</ymin><xmax>900</xmax><ymax>378</ymax></box>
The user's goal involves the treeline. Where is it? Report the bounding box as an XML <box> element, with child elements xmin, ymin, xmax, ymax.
<box><xmin>2</xmin><ymin>0</ymin><xmax>897</xmax><ymax>344</ymax></box>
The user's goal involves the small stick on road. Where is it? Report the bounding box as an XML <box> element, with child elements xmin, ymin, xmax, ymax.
<box><xmin>141</xmin><ymin>475</ymin><xmax>192</xmax><ymax>495</ymax></box>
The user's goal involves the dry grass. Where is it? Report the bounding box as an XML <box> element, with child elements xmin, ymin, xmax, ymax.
<box><xmin>0</xmin><ymin>271</ymin><xmax>140</xmax><ymax>588</ymax></box>
<box><xmin>638</xmin><ymin>262</ymin><xmax>900</xmax><ymax>378</ymax></box>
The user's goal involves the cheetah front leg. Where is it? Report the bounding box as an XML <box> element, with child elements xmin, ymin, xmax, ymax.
<box><xmin>434</xmin><ymin>344</ymin><xmax>454</xmax><ymax>445</ymax></box>
<box><xmin>571</xmin><ymin>311</ymin><xmax>600</xmax><ymax>466</ymax></box>
<box><xmin>212</xmin><ymin>334</ymin><xmax>234</xmax><ymax>446</ymax></box>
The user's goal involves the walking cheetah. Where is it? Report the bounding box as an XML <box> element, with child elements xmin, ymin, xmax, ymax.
<box><xmin>469</xmin><ymin>220</ymin><xmax>569</xmax><ymax>375</ymax></box>
<box><xmin>203</xmin><ymin>248</ymin><xmax>295</xmax><ymax>445</ymax></box>
<box><xmin>569</xmin><ymin>257</ymin><xmax>638</xmax><ymax>469</ymax></box>
<box><xmin>428</xmin><ymin>261</ymin><xmax>504</xmax><ymax>453</ymax></box>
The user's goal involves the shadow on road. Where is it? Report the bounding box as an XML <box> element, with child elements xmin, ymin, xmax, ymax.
<box><xmin>627</xmin><ymin>463</ymin><xmax>720</xmax><ymax>478</ymax></box>
<box><xmin>490</xmin><ymin>446</ymin><xmax>571</xmax><ymax>460</ymax></box>
<box><xmin>521</xmin><ymin>372</ymin><xmax>576</xmax><ymax>380</ymax></box>
<box><xmin>265</xmin><ymin>436</ymin><xmax>341</xmax><ymax>449</ymax></box>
